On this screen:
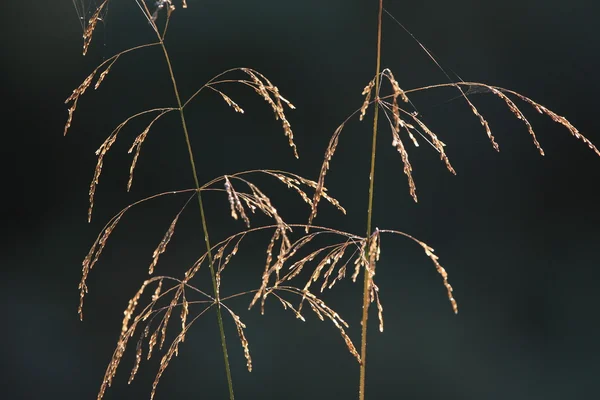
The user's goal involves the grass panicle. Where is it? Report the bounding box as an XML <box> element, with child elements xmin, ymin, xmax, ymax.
<box><xmin>67</xmin><ymin>2</ymin><xmax>598</xmax><ymax>400</ymax></box>
<box><xmin>308</xmin><ymin>75</ymin><xmax>600</xmax><ymax>228</ymax></box>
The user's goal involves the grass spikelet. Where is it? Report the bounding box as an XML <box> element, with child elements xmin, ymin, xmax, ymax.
<box><xmin>122</xmin><ymin>280</ymin><xmax>151</xmax><ymax>334</ymax></box>
<box><xmin>79</xmin><ymin>213</ymin><xmax>123</xmax><ymax>320</ymax></box>
<box><xmin>152</xmin><ymin>279</ymin><xmax>163</xmax><ymax>302</ymax></box>
<box><xmin>269</xmin><ymin>172</ymin><xmax>314</xmax><ymax>206</ymax></box>
<box><xmin>128</xmin><ymin>111</ymin><xmax>169</xmax><ymax>191</ymax></box>
<box><xmin>244</xmin><ymin>181</ymin><xmax>292</xmax><ymax>245</ymax></box>
<box><xmin>487</xmin><ymin>87</ymin><xmax>544</xmax><ymax>156</ymax></box>
<box><xmin>272</xmin><ymin>291</ymin><xmax>305</xmax><ymax>320</ymax></box>
<box><xmin>501</xmin><ymin>88</ymin><xmax>600</xmax><ymax>156</ymax></box>
<box><xmin>224</xmin><ymin>176</ymin><xmax>250</xmax><ymax>227</ymax></box>
<box><xmin>98</xmin><ymin>328</ymin><xmax>132</xmax><ymax>400</ymax></box>
<box><xmin>211</xmin><ymin>87</ymin><xmax>245</xmax><ymax>113</ymax></box>
<box><xmin>319</xmin><ymin>245</ymin><xmax>348</xmax><ymax>292</ymax></box>
<box><xmin>250</xmin><ymin>228</ymin><xmax>282</xmax><ymax>312</ymax></box>
<box><xmin>89</xmin><ymin>135</ymin><xmax>117</xmax><ymax>221</ymax></box>
<box><xmin>88</xmin><ymin>109</ymin><xmax>175</xmax><ymax>221</ymax></box>
<box><xmin>81</xmin><ymin>0</ymin><xmax>108</xmax><ymax>55</ymax></box>
<box><xmin>362</xmin><ymin>230</ymin><xmax>380</xmax><ymax>317</ymax></box>
<box><xmin>277</xmin><ymin>233</ymin><xmax>320</xmax><ymax>281</ymax></box>
<box><xmin>460</xmin><ymin>86</ymin><xmax>499</xmax><ymax>151</ymax></box>
<box><xmin>260</xmin><ymin>285</ymin><xmax>359</xmax><ymax>362</ymax></box>
<box><xmin>420</xmin><ymin>243</ymin><xmax>457</xmax><ymax>314</ymax></box>
<box><xmin>351</xmin><ymin>239</ymin><xmax>368</xmax><ymax>283</ymax></box>
<box><xmin>301</xmin><ymin>289</ymin><xmax>360</xmax><ymax>363</ymax></box>
<box><xmin>94</xmin><ymin>56</ymin><xmax>119</xmax><ymax>90</ymax></box>
<box><xmin>147</xmin><ymin>330</ymin><xmax>159</xmax><ymax>360</ymax></box>
<box><xmin>149</xmin><ymin>213</ymin><xmax>181</xmax><ymax>275</ymax></box>
<box><xmin>390</xmin><ymin>126</ymin><xmax>417</xmax><ymax>202</ymax></box>
<box><xmin>99</xmin><ymin>305</ymin><xmax>154</xmax><ymax>400</ymax></box>
<box><xmin>409</xmin><ymin>114</ymin><xmax>456</xmax><ymax>174</ymax></box>
<box><xmin>308</xmin><ymin>124</ymin><xmax>344</xmax><ymax>228</ymax></box>
<box><xmin>379</xmin><ymin>229</ymin><xmax>458</xmax><ymax>314</ymax></box>
<box><xmin>215</xmin><ymin>235</ymin><xmax>244</xmax><ymax>295</ymax></box>
<box><xmin>224</xmin><ymin>307</ymin><xmax>252</xmax><ymax>372</ymax></box>
<box><xmin>66</xmin><ymin>43</ymin><xmax>161</xmax><ymax>137</ymax></box>
<box><xmin>128</xmin><ymin>338</ymin><xmax>143</xmax><ymax>384</ymax></box>
<box><xmin>402</xmin><ymin>81</ymin><xmax>599</xmax><ymax>156</ymax></box>
<box><xmin>150</xmin><ymin>304</ymin><xmax>214</xmax><ymax>400</ymax></box>
<box><xmin>360</xmin><ymin>79</ymin><xmax>376</xmax><ymax>121</ymax></box>
<box><xmin>64</xmin><ymin>71</ymin><xmax>94</xmax><ymax>136</ymax></box>
<box><xmin>382</xmin><ymin>69</ymin><xmax>409</xmax><ymax>106</ymax></box>
<box><xmin>267</xmin><ymin>171</ymin><xmax>346</xmax><ymax>215</ymax></box>
<box><xmin>373</xmin><ymin>284</ymin><xmax>384</xmax><ymax>332</ymax></box>
<box><xmin>240</xmin><ymin>68</ymin><xmax>298</xmax><ymax>158</ymax></box>
<box><xmin>159</xmin><ymin>288</ymin><xmax>182</xmax><ymax>350</ymax></box>
<box><xmin>298</xmin><ymin>247</ymin><xmax>336</xmax><ymax>291</ymax></box>
<box><xmin>180</xmin><ymin>296</ymin><xmax>189</xmax><ymax>337</ymax></box>
<box><xmin>151</xmin><ymin>329</ymin><xmax>183</xmax><ymax>400</ymax></box>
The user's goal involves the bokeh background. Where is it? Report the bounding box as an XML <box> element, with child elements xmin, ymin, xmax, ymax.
<box><xmin>3</xmin><ymin>0</ymin><xmax>599</xmax><ymax>399</ymax></box>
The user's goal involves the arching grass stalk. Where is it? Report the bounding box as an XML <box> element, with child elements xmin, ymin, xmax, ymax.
<box><xmin>150</xmin><ymin>10</ymin><xmax>236</xmax><ymax>400</ymax></box>
<box><xmin>360</xmin><ymin>1</ymin><xmax>384</xmax><ymax>399</ymax></box>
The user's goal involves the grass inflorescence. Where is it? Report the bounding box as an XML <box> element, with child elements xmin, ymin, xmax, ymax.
<box><xmin>66</xmin><ymin>1</ymin><xmax>598</xmax><ymax>399</ymax></box>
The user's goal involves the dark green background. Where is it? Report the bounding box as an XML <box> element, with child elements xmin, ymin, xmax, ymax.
<box><xmin>3</xmin><ymin>1</ymin><xmax>599</xmax><ymax>399</ymax></box>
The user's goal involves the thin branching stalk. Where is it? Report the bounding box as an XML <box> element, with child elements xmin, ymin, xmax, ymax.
<box><xmin>150</xmin><ymin>11</ymin><xmax>236</xmax><ymax>400</ymax></box>
<box><xmin>360</xmin><ymin>1</ymin><xmax>384</xmax><ymax>399</ymax></box>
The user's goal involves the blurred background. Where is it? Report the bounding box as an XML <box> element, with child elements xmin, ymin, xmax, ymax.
<box><xmin>2</xmin><ymin>0</ymin><xmax>599</xmax><ymax>399</ymax></box>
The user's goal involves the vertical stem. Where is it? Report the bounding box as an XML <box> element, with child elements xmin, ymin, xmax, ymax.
<box><xmin>159</xmin><ymin>41</ymin><xmax>236</xmax><ymax>400</ymax></box>
<box><xmin>359</xmin><ymin>1</ymin><xmax>383</xmax><ymax>399</ymax></box>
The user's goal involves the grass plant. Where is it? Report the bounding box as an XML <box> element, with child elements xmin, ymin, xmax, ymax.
<box><xmin>65</xmin><ymin>1</ymin><xmax>598</xmax><ymax>399</ymax></box>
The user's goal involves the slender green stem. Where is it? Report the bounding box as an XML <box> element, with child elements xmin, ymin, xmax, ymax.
<box><xmin>159</xmin><ymin>37</ymin><xmax>236</xmax><ymax>400</ymax></box>
<box><xmin>359</xmin><ymin>1</ymin><xmax>383</xmax><ymax>399</ymax></box>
